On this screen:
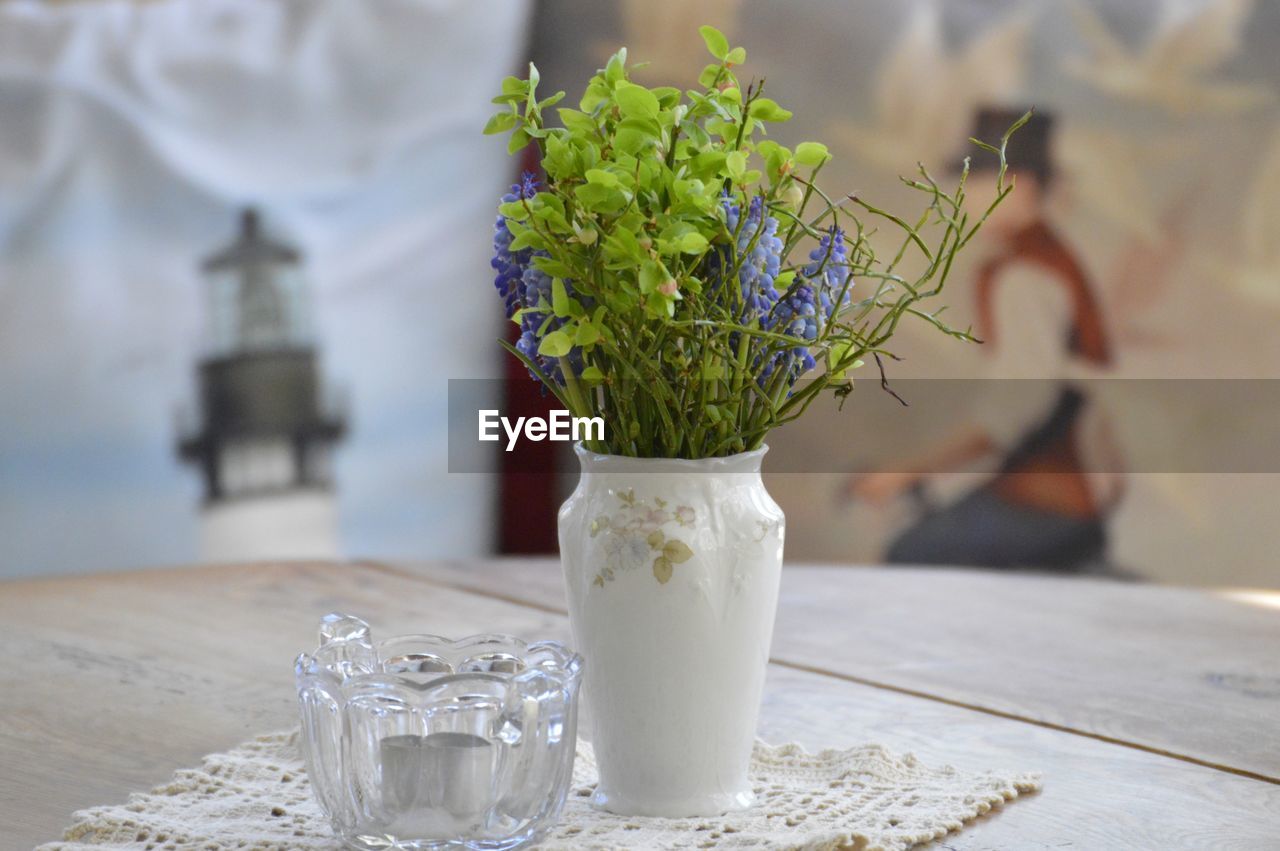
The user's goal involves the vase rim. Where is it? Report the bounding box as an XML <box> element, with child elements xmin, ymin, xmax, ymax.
<box><xmin>573</xmin><ymin>442</ymin><xmax>768</xmax><ymax>474</ymax></box>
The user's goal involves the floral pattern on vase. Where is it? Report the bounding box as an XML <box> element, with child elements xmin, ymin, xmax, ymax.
<box><xmin>589</xmin><ymin>490</ymin><xmax>698</xmax><ymax>586</ymax></box>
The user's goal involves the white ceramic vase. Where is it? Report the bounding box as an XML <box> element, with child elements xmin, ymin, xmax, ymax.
<box><xmin>557</xmin><ymin>444</ymin><xmax>785</xmax><ymax>817</ymax></box>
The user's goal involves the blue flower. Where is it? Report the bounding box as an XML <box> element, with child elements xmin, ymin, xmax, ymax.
<box><xmin>759</xmin><ymin>227</ymin><xmax>852</xmax><ymax>384</ymax></box>
<box><xmin>805</xmin><ymin>227</ymin><xmax>851</xmax><ymax>320</ymax></box>
<box><xmin>717</xmin><ymin>195</ymin><xmax>784</xmax><ymax>321</ymax></box>
<box><xmin>762</xmin><ymin>283</ymin><xmax>818</xmax><ymax>380</ymax></box>
<box><xmin>491</xmin><ymin>173</ymin><xmax>591</xmax><ymax>386</ymax></box>
<box><xmin>491</xmin><ymin>172</ymin><xmax>540</xmax><ymax>319</ymax></box>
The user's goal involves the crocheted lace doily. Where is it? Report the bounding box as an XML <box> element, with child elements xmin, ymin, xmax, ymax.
<box><xmin>39</xmin><ymin>730</ymin><xmax>1040</xmax><ymax>851</ymax></box>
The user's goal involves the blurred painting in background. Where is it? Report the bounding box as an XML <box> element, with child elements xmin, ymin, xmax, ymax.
<box><xmin>1</xmin><ymin>0</ymin><xmax>1278</xmax><ymax>588</ymax></box>
<box><xmin>528</xmin><ymin>0</ymin><xmax>1280</xmax><ymax>589</ymax></box>
<box><xmin>0</xmin><ymin>0</ymin><xmax>531</xmax><ymax>577</ymax></box>
<box><xmin>177</xmin><ymin>208</ymin><xmax>347</xmax><ymax>563</ymax></box>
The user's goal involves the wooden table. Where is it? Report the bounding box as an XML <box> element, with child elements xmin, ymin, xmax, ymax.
<box><xmin>2</xmin><ymin>561</ymin><xmax>1278</xmax><ymax>849</ymax></box>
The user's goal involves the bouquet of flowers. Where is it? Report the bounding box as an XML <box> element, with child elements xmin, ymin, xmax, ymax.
<box><xmin>486</xmin><ymin>25</ymin><xmax>1025</xmax><ymax>459</ymax></box>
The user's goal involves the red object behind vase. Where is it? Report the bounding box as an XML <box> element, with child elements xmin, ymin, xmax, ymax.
<box><xmin>497</xmin><ymin>321</ymin><xmax>560</xmax><ymax>554</ymax></box>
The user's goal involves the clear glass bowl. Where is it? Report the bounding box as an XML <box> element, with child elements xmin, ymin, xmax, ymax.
<box><xmin>294</xmin><ymin>613</ymin><xmax>583</xmax><ymax>850</ymax></box>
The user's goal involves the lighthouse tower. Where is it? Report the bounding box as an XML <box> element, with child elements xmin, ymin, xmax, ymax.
<box><xmin>178</xmin><ymin>209</ymin><xmax>346</xmax><ymax>563</ymax></box>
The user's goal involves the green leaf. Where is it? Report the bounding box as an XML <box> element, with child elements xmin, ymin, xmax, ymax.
<box><xmin>679</xmin><ymin>232</ymin><xmax>709</xmax><ymax>254</ymax></box>
<box><xmin>580</xmin><ymin>79</ymin><xmax>611</xmax><ymax>112</ymax></box>
<box><xmin>699</xmin><ymin>25</ymin><xmax>730</xmax><ymax>61</ymax></box>
<box><xmin>483</xmin><ymin>111</ymin><xmax>519</xmax><ymax>135</ymax></box>
<box><xmin>507</xmin><ymin>229</ymin><xmax>543</xmax><ymax>252</ymax></box>
<box><xmin>604</xmin><ymin>227</ymin><xmax>643</xmax><ymax>263</ymax></box>
<box><xmin>535</xmin><ymin>191</ymin><xmax>565</xmax><ymax>215</ymax></box>
<box><xmin>652</xmin><ymin>86</ymin><xmax>682</xmax><ymax>108</ymax></box>
<box><xmin>557</xmin><ymin>108</ymin><xmax>598</xmax><ymax>135</ymax></box>
<box><xmin>538</xmin><ymin>91</ymin><xmax>565</xmax><ymax>110</ymax></box>
<box><xmin>541</xmin><ymin>134</ymin><xmax>575</xmax><ymax>178</ymax></box>
<box><xmin>827</xmin><ymin>338</ymin><xmax>865</xmax><ymax>379</ymax></box>
<box><xmin>614</xmin><ymin>82</ymin><xmax>660</xmax><ymax>119</ymax></box>
<box><xmin>530</xmin><ymin>256</ymin><xmax>574</xmax><ymax>278</ymax></box>
<box><xmin>531</xmin><ymin>195</ymin><xmax>570</xmax><ymax>231</ymax></box>
<box><xmin>706</xmin><ymin>117</ymin><xmax>736</xmax><ymax>142</ymax></box>
<box><xmin>507</xmin><ymin>128</ymin><xmax>531</xmax><ymax>155</ymax></box>
<box><xmin>795</xmin><ymin>141</ymin><xmax>831</xmax><ymax>167</ymax></box>
<box><xmin>578</xmin><ymin>138</ymin><xmax>601</xmax><ymax>170</ymax></box>
<box><xmin>658</xmin><ymin>220</ymin><xmax>695</xmax><ymax>242</ymax></box>
<box><xmin>646</xmin><ymin>529</ymin><xmax>665</xmax><ymax>549</ymax></box>
<box><xmin>574</xmin><ymin>321</ymin><xmax>602</xmax><ymax>346</ymax></box>
<box><xmin>690</xmin><ymin>151</ymin><xmax>727</xmax><ymax>179</ymax></box>
<box><xmin>614</xmin><ymin>117</ymin><xmax>661</xmax><ymax>155</ymax></box>
<box><xmin>551</xmin><ymin>278</ymin><xmax>572</xmax><ymax>317</ymax></box>
<box><xmin>726</xmin><ymin>150</ymin><xmax>747</xmax><ymax>180</ymax></box>
<box><xmin>537</xmin><ymin>329</ymin><xmax>573</xmax><ymax>358</ymax></box>
<box><xmin>605</xmin><ymin>49</ymin><xmax>627</xmax><ymax>85</ymax></box>
<box><xmin>638</xmin><ymin>260</ymin><xmax>664</xmax><ymax>294</ymax></box>
<box><xmin>574</xmin><ymin>182</ymin><xmax>628</xmax><ymax>214</ymax></box>
<box><xmin>585</xmin><ymin>168</ymin><xmax>621</xmax><ymax>187</ymax></box>
<box><xmin>497</xmin><ymin>200</ymin><xmax>527</xmax><ymax>220</ymax></box>
<box><xmin>725</xmin><ymin>46</ymin><xmax>746</xmax><ymax>65</ymax></box>
<box><xmin>749</xmin><ymin>98</ymin><xmax>792</xmax><ymax>122</ymax></box>
<box><xmin>757</xmin><ymin>140</ymin><xmax>793</xmax><ymax>181</ymax></box>
<box><xmin>580</xmin><ymin>365</ymin><xmax>605</xmax><ymax>383</ymax></box>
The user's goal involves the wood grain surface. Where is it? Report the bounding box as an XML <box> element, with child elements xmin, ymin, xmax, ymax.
<box><xmin>1</xmin><ymin>561</ymin><xmax>1277</xmax><ymax>850</ymax></box>
<box><xmin>406</xmin><ymin>558</ymin><xmax>1280</xmax><ymax>781</ymax></box>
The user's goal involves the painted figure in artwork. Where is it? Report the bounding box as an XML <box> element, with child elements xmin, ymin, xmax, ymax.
<box><xmin>850</xmin><ymin>108</ymin><xmax>1124</xmax><ymax>572</ymax></box>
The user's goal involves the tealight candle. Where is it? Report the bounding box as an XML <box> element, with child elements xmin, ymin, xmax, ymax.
<box><xmin>424</xmin><ymin>732</ymin><xmax>495</xmax><ymax>820</ymax></box>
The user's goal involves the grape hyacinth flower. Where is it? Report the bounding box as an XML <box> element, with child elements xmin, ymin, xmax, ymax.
<box><xmin>515</xmin><ymin>258</ymin><xmax>586</xmax><ymax>384</ymax></box>
<box><xmin>805</xmin><ymin>227</ymin><xmax>851</xmax><ymax>320</ymax></box>
<box><xmin>762</xmin><ymin>282</ymin><xmax>819</xmax><ymax>380</ymax></box>
<box><xmin>760</xmin><ymin>227</ymin><xmax>851</xmax><ymax>384</ymax></box>
<box><xmin>514</xmin><ymin>258</ymin><xmax>551</xmax><ymax>367</ymax></box>
<box><xmin>719</xmin><ymin>195</ymin><xmax>784</xmax><ymax>320</ymax></box>
<box><xmin>491</xmin><ymin>172</ymin><xmax>584</xmax><ymax>385</ymax></box>
<box><xmin>491</xmin><ymin>172</ymin><xmax>540</xmax><ymax>319</ymax></box>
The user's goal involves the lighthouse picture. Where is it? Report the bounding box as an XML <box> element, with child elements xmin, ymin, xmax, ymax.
<box><xmin>178</xmin><ymin>209</ymin><xmax>346</xmax><ymax>563</ymax></box>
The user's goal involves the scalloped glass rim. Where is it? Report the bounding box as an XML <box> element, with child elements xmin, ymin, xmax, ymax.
<box><xmin>294</xmin><ymin>631</ymin><xmax>583</xmax><ymax>693</ymax></box>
